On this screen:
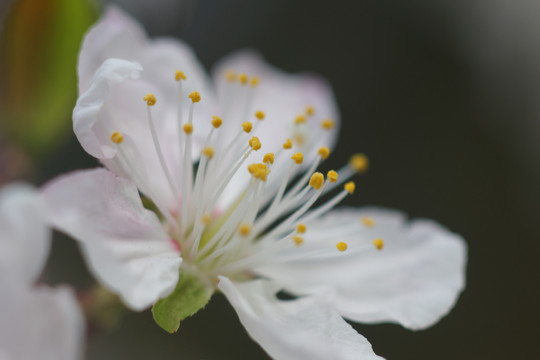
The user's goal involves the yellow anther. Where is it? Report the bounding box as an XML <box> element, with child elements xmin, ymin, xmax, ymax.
<box><xmin>188</xmin><ymin>91</ymin><xmax>201</xmax><ymax>103</ymax></box>
<box><xmin>327</xmin><ymin>170</ymin><xmax>338</xmax><ymax>183</ymax></box>
<box><xmin>321</xmin><ymin>118</ymin><xmax>335</xmax><ymax>130</ymax></box>
<box><xmin>309</xmin><ymin>172</ymin><xmax>324</xmax><ymax>190</ymax></box>
<box><xmin>250</xmin><ymin>76</ymin><xmax>260</xmax><ymax>87</ymax></box>
<box><xmin>249</xmin><ymin>136</ymin><xmax>261</xmax><ymax>151</ymax></box>
<box><xmin>295</xmin><ymin>115</ymin><xmax>307</xmax><ymax>125</ymax></box>
<box><xmin>372</xmin><ymin>238</ymin><xmax>384</xmax><ymax>250</ymax></box>
<box><xmin>248</xmin><ymin>163</ymin><xmax>270</xmax><ymax>181</ymax></box>
<box><xmin>350</xmin><ymin>153</ymin><xmax>369</xmax><ymax>173</ymax></box>
<box><xmin>225</xmin><ymin>69</ymin><xmax>236</xmax><ymax>82</ymax></box>
<box><xmin>296</xmin><ymin>224</ymin><xmax>307</xmax><ymax>234</ymax></box>
<box><xmin>202</xmin><ymin>146</ymin><xmax>215</xmax><ymax>159</ymax></box>
<box><xmin>291</xmin><ymin>152</ymin><xmax>304</xmax><ymax>164</ymax></box>
<box><xmin>293</xmin><ymin>235</ymin><xmax>304</xmax><ymax>247</ymax></box>
<box><xmin>110</xmin><ymin>132</ymin><xmax>124</xmax><ymax>144</ymax></box>
<box><xmin>143</xmin><ymin>93</ymin><xmax>156</xmax><ymax>106</ymax></box>
<box><xmin>239</xmin><ymin>73</ymin><xmax>248</xmax><ymax>85</ymax></box>
<box><xmin>318</xmin><ymin>146</ymin><xmax>330</xmax><ymax>159</ymax></box>
<box><xmin>336</xmin><ymin>241</ymin><xmax>348</xmax><ymax>252</ymax></box>
<box><xmin>255</xmin><ymin>110</ymin><xmax>265</xmax><ymax>121</ymax></box>
<box><xmin>201</xmin><ymin>214</ymin><xmax>212</xmax><ymax>225</ymax></box>
<box><xmin>263</xmin><ymin>153</ymin><xmax>275</xmax><ymax>165</ymax></box>
<box><xmin>211</xmin><ymin>116</ymin><xmax>223</xmax><ymax>128</ymax></box>
<box><xmin>183</xmin><ymin>123</ymin><xmax>193</xmax><ymax>134</ymax></box>
<box><xmin>175</xmin><ymin>70</ymin><xmax>186</xmax><ymax>81</ymax></box>
<box><xmin>361</xmin><ymin>217</ymin><xmax>375</xmax><ymax>227</ymax></box>
<box><xmin>238</xmin><ymin>223</ymin><xmax>251</xmax><ymax>236</ymax></box>
<box><xmin>344</xmin><ymin>181</ymin><xmax>356</xmax><ymax>194</ymax></box>
<box><xmin>293</xmin><ymin>134</ymin><xmax>306</xmax><ymax>146</ymax></box>
<box><xmin>283</xmin><ymin>139</ymin><xmax>293</xmax><ymax>149</ymax></box>
<box><xmin>306</xmin><ymin>106</ymin><xmax>315</xmax><ymax>116</ymax></box>
<box><xmin>242</xmin><ymin>122</ymin><xmax>253</xmax><ymax>133</ymax></box>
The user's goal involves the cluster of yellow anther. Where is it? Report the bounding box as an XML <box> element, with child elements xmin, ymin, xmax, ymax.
<box><xmin>143</xmin><ymin>93</ymin><xmax>156</xmax><ymax>106</ymax></box>
<box><xmin>225</xmin><ymin>70</ymin><xmax>259</xmax><ymax>87</ymax></box>
<box><xmin>255</xmin><ymin>110</ymin><xmax>265</xmax><ymax>120</ymax></box>
<box><xmin>350</xmin><ymin>153</ymin><xmax>369</xmax><ymax>173</ymax></box>
<box><xmin>336</xmin><ymin>241</ymin><xmax>348</xmax><ymax>252</ymax></box>
<box><xmin>283</xmin><ymin>139</ymin><xmax>293</xmax><ymax>149</ymax></box>
<box><xmin>361</xmin><ymin>217</ymin><xmax>375</xmax><ymax>227</ymax></box>
<box><xmin>263</xmin><ymin>153</ymin><xmax>275</xmax><ymax>164</ymax></box>
<box><xmin>188</xmin><ymin>91</ymin><xmax>201</xmax><ymax>103</ymax></box>
<box><xmin>238</xmin><ymin>223</ymin><xmax>251</xmax><ymax>236</ymax></box>
<box><xmin>327</xmin><ymin>170</ymin><xmax>338</xmax><ymax>183</ymax></box>
<box><xmin>344</xmin><ymin>181</ymin><xmax>356</xmax><ymax>194</ymax></box>
<box><xmin>211</xmin><ymin>116</ymin><xmax>223</xmax><ymax>128</ymax></box>
<box><xmin>291</xmin><ymin>152</ymin><xmax>304</xmax><ymax>165</ymax></box>
<box><xmin>110</xmin><ymin>131</ymin><xmax>124</xmax><ymax>144</ymax></box>
<box><xmin>202</xmin><ymin>146</ymin><xmax>214</xmax><ymax>159</ymax></box>
<box><xmin>249</xmin><ymin>136</ymin><xmax>261</xmax><ymax>151</ymax></box>
<box><xmin>248</xmin><ymin>163</ymin><xmax>270</xmax><ymax>181</ymax></box>
<box><xmin>309</xmin><ymin>172</ymin><xmax>324</xmax><ymax>190</ymax></box>
<box><xmin>295</xmin><ymin>115</ymin><xmax>307</xmax><ymax>125</ymax></box>
<box><xmin>175</xmin><ymin>70</ymin><xmax>186</xmax><ymax>81</ymax></box>
<box><xmin>183</xmin><ymin>123</ymin><xmax>193</xmax><ymax>134</ymax></box>
<box><xmin>306</xmin><ymin>106</ymin><xmax>315</xmax><ymax>116</ymax></box>
<box><xmin>372</xmin><ymin>238</ymin><xmax>384</xmax><ymax>250</ymax></box>
<box><xmin>321</xmin><ymin>118</ymin><xmax>335</xmax><ymax>130</ymax></box>
<box><xmin>242</xmin><ymin>122</ymin><xmax>253</xmax><ymax>133</ymax></box>
<box><xmin>293</xmin><ymin>235</ymin><xmax>304</xmax><ymax>247</ymax></box>
<box><xmin>318</xmin><ymin>146</ymin><xmax>330</xmax><ymax>159</ymax></box>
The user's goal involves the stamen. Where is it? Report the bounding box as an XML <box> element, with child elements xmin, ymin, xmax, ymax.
<box><xmin>350</xmin><ymin>153</ymin><xmax>369</xmax><ymax>173</ymax></box>
<box><xmin>189</xmin><ymin>91</ymin><xmax>201</xmax><ymax>103</ymax></box>
<box><xmin>110</xmin><ymin>132</ymin><xmax>123</xmax><ymax>144</ymax></box>
<box><xmin>143</xmin><ymin>93</ymin><xmax>156</xmax><ymax>106</ymax></box>
<box><xmin>295</xmin><ymin>115</ymin><xmax>307</xmax><ymax>125</ymax></box>
<box><xmin>239</xmin><ymin>73</ymin><xmax>248</xmax><ymax>85</ymax></box>
<box><xmin>202</xmin><ymin>214</ymin><xmax>212</xmax><ymax>225</ymax></box>
<box><xmin>318</xmin><ymin>146</ymin><xmax>330</xmax><ymax>159</ymax></box>
<box><xmin>242</xmin><ymin>122</ymin><xmax>253</xmax><ymax>133</ymax></box>
<box><xmin>211</xmin><ymin>116</ymin><xmax>223</xmax><ymax>128</ymax></box>
<box><xmin>291</xmin><ymin>152</ymin><xmax>304</xmax><ymax>165</ymax></box>
<box><xmin>327</xmin><ymin>170</ymin><xmax>338</xmax><ymax>183</ymax></box>
<box><xmin>239</xmin><ymin>223</ymin><xmax>252</xmax><ymax>236</ymax></box>
<box><xmin>248</xmin><ymin>163</ymin><xmax>270</xmax><ymax>181</ymax></box>
<box><xmin>309</xmin><ymin>172</ymin><xmax>324</xmax><ymax>189</ymax></box>
<box><xmin>175</xmin><ymin>70</ymin><xmax>186</xmax><ymax>81</ymax></box>
<box><xmin>225</xmin><ymin>69</ymin><xmax>236</xmax><ymax>82</ymax></box>
<box><xmin>361</xmin><ymin>217</ymin><xmax>375</xmax><ymax>227</ymax></box>
<box><xmin>321</xmin><ymin>118</ymin><xmax>335</xmax><ymax>130</ymax></box>
<box><xmin>183</xmin><ymin>123</ymin><xmax>194</xmax><ymax>134</ymax></box>
<box><xmin>296</xmin><ymin>223</ymin><xmax>307</xmax><ymax>233</ymax></box>
<box><xmin>344</xmin><ymin>181</ymin><xmax>356</xmax><ymax>194</ymax></box>
<box><xmin>283</xmin><ymin>139</ymin><xmax>293</xmax><ymax>149</ymax></box>
<box><xmin>373</xmin><ymin>238</ymin><xmax>384</xmax><ymax>250</ymax></box>
<box><xmin>336</xmin><ymin>241</ymin><xmax>348</xmax><ymax>252</ymax></box>
<box><xmin>306</xmin><ymin>106</ymin><xmax>315</xmax><ymax>116</ymax></box>
<box><xmin>202</xmin><ymin>146</ymin><xmax>215</xmax><ymax>159</ymax></box>
<box><xmin>293</xmin><ymin>235</ymin><xmax>304</xmax><ymax>247</ymax></box>
<box><xmin>255</xmin><ymin>110</ymin><xmax>265</xmax><ymax>120</ymax></box>
<box><xmin>250</xmin><ymin>77</ymin><xmax>260</xmax><ymax>87</ymax></box>
<box><xmin>263</xmin><ymin>153</ymin><xmax>275</xmax><ymax>164</ymax></box>
<box><xmin>249</xmin><ymin>136</ymin><xmax>261</xmax><ymax>151</ymax></box>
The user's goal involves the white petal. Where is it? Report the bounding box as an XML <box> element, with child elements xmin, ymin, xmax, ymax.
<box><xmin>0</xmin><ymin>281</ymin><xmax>84</xmax><ymax>360</ymax></box>
<box><xmin>0</xmin><ymin>183</ymin><xmax>49</xmax><ymax>284</ymax></box>
<box><xmin>255</xmin><ymin>207</ymin><xmax>467</xmax><ymax>330</ymax></box>
<box><xmin>212</xmin><ymin>50</ymin><xmax>340</xmax><ymax>208</ymax></box>
<box><xmin>218</xmin><ymin>276</ymin><xmax>382</xmax><ymax>360</ymax></box>
<box><xmin>78</xmin><ymin>5</ymin><xmax>147</xmax><ymax>93</ymax></box>
<box><xmin>41</xmin><ymin>168</ymin><xmax>182</xmax><ymax>311</ymax></box>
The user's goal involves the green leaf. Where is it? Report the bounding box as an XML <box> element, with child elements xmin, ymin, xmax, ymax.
<box><xmin>152</xmin><ymin>270</ymin><xmax>214</xmax><ymax>333</ymax></box>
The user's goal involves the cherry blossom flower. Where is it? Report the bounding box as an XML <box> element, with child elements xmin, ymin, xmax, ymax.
<box><xmin>0</xmin><ymin>184</ymin><xmax>84</xmax><ymax>360</ymax></box>
<box><xmin>42</xmin><ymin>7</ymin><xmax>467</xmax><ymax>359</ymax></box>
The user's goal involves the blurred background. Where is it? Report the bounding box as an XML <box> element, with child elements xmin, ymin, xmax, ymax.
<box><xmin>1</xmin><ymin>0</ymin><xmax>539</xmax><ymax>359</ymax></box>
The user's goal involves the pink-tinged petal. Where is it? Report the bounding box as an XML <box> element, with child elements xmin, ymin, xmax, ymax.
<box><xmin>41</xmin><ymin>168</ymin><xmax>182</xmax><ymax>311</ymax></box>
<box><xmin>0</xmin><ymin>281</ymin><xmax>84</xmax><ymax>360</ymax></box>
<box><xmin>255</xmin><ymin>207</ymin><xmax>467</xmax><ymax>330</ymax></box>
<box><xmin>212</xmin><ymin>50</ymin><xmax>340</xmax><ymax>208</ymax></box>
<box><xmin>218</xmin><ymin>276</ymin><xmax>382</xmax><ymax>360</ymax></box>
<box><xmin>78</xmin><ymin>5</ymin><xmax>147</xmax><ymax>93</ymax></box>
<box><xmin>0</xmin><ymin>183</ymin><xmax>49</xmax><ymax>284</ymax></box>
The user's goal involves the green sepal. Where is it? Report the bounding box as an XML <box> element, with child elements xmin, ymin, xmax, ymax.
<box><xmin>152</xmin><ymin>270</ymin><xmax>214</xmax><ymax>333</ymax></box>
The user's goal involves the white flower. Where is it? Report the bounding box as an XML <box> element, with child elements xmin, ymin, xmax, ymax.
<box><xmin>42</xmin><ymin>6</ymin><xmax>467</xmax><ymax>359</ymax></box>
<box><xmin>0</xmin><ymin>184</ymin><xmax>84</xmax><ymax>360</ymax></box>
